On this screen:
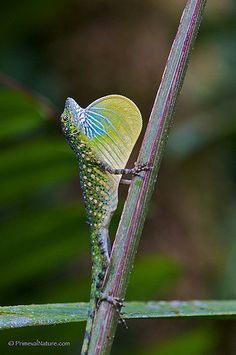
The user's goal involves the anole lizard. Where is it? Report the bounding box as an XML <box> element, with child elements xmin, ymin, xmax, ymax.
<box><xmin>60</xmin><ymin>95</ymin><xmax>147</xmax><ymax>354</ymax></box>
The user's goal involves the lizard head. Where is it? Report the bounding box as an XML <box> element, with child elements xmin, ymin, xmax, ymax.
<box><xmin>60</xmin><ymin>97</ymin><xmax>83</xmax><ymax>138</ymax></box>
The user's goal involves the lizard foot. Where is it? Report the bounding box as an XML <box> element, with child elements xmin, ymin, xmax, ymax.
<box><xmin>133</xmin><ymin>162</ymin><xmax>152</xmax><ymax>177</ymax></box>
<box><xmin>98</xmin><ymin>293</ymin><xmax>128</xmax><ymax>329</ymax></box>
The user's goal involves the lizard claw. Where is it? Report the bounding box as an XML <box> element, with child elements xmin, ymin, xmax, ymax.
<box><xmin>133</xmin><ymin>162</ymin><xmax>152</xmax><ymax>176</ymax></box>
<box><xmin>99</xmin><ymin>293</ymin><xmax>124</xmax><ymax>308</ymax></box>
<box><xmin>98</xmin><ymin>293</ymin><xmax>128</xmax><ymax>329</ymax></box>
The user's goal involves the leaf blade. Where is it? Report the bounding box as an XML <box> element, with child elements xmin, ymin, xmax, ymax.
<box><xmin>0</xmin><ymin>300</ymin><xmax>235</xmax><ymax>330</ymax></box>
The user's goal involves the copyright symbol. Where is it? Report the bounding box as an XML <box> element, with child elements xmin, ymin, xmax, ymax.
<box><xmin>8</xmin><ymin>340</ymin><xmax>14</xmax><ymax>346</ymax></box>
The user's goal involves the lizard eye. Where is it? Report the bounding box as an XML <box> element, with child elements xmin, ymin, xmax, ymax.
<box><xmin>63</xmin><ymin>115</ymin><xmax>69</xmax><ymax>122</ymax></box>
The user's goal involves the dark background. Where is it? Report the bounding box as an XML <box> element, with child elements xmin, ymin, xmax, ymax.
<box><xmin>0</xmin><ymin>0</ymin><xmax>236</xmax><ymax>354</ymax></box>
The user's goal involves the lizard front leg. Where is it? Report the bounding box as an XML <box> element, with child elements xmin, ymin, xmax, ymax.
<box><xmin>98</xmin><ymin>161</ymin><xmax>152</xmax><ymax>176</ymax></box>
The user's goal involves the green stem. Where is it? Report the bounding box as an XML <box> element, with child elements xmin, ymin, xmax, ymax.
<box><xmin>87</xmin><ymin>0</ymin><xmax>207</xmax><ymax>353</ymax></box>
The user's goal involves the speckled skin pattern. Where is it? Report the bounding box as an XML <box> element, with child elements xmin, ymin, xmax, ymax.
<box><xmin>60</xmin><ymin>95</ymin><xmax>142</xmax><ymax>354</ymax></box>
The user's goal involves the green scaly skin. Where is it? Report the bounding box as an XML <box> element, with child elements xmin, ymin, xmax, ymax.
<box><xmin>61</xmin><ymin>97</ymin><xmax>148</xmax><ymax>354</ymax></box>
<box><xmin>61</xmin><ymin>107</ymin><xmax>118</xmax><ymax>355</ymax></box>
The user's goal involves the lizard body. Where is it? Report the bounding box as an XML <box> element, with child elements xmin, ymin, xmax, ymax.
<box><xmin>60</xmin><ymin>95</ymin><xmax>142</xmax><ymax>354</ymax></box>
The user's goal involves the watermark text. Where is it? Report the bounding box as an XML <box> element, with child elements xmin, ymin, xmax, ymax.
<box><xmin>8</xmin><ymin>339</ymin><xmax>71</xmax><ymax>347</ymax></box>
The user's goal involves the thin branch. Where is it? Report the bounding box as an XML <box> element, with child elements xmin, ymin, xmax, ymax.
<box><xmin>87</xmin><ymin>0</ymin><xmax>207</xmax><ymax>353</ymax></box>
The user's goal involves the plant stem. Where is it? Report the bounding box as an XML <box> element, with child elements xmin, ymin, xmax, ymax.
<box><xmin>87</xmin><ymin>0</ymin><xmax>207</xmax><ymax>353</ymax></box>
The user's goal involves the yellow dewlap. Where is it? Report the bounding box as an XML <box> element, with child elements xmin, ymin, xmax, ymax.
<box><xmin>87</xmin><ymin>95</ymin><xmax>142</xmax><ymax>174</ymax></box>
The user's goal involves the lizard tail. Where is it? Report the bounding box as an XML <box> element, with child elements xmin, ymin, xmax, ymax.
<box><xmin>81</xmin><ymin>298</ymin><xmax>97</xmax><ymax>355</ymax></box>
<box><xmin>81</xmin><ymin>228</ymin><xmax>110</xmax><ymax>354</ymax></box>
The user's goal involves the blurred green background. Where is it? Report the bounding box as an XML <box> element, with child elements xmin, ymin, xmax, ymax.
<box><xmin>0</xmin><ymin>0</ymin><xmax>236</xmax><ymax>354</ymax></box>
